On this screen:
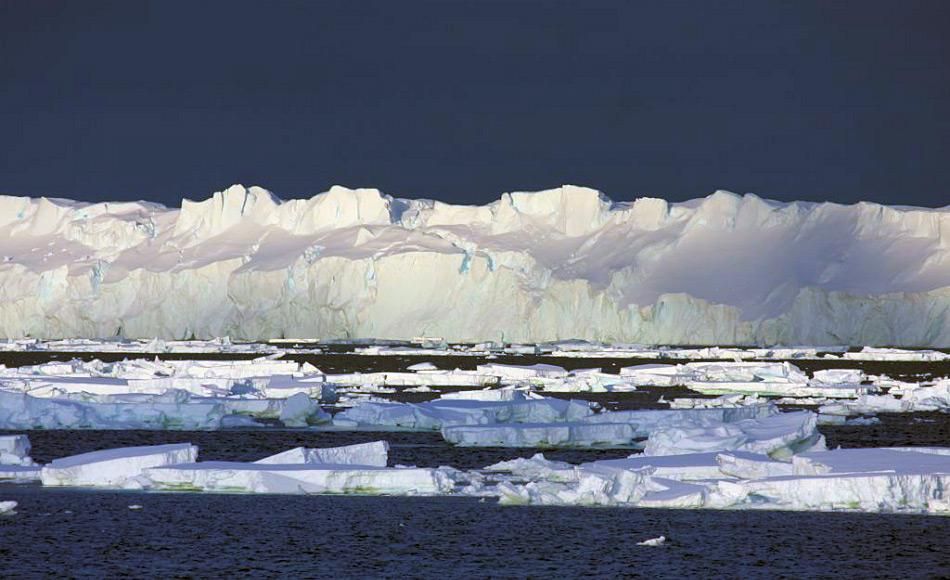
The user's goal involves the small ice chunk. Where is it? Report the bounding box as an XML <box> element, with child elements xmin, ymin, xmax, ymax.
<box><xmin>637</xmin><ymin>536</ymin><xmax>666</xmax><ymax>547</ymax></box>
<box><xmin>0</xmin><ymin>434</ymin><xmax>35</xmax><ymax>466</ymax></box>
<box><xmin>407</xmin><ymin>362</ymin><xmax>438</xmax><ymax>371</ymax></box>
<box><xmin>0</xmin><ymin>501</ymin><xmax>17</xmax><ymax>515</ymax></box>
<box><xmin>278</xmin><ymin>392</ymin><xmax>329</xmax><ymax>427</ymax></box>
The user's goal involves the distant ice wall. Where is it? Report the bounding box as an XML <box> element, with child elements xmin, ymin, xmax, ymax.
<box><xmin>0</xmin><ymin>185</ymin><xmax>947</xmax><ymax>346</ymax></box>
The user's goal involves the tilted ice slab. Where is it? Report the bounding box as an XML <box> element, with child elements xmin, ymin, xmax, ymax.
<box><xmin>1</xmin><ymin>186</ymin><xmax>947</xmax><ymax>347</ymax></box>
<box><xmin>255</xmin><ymin>441</ymin><xmax>389</xmax><ymax>467</ymax></box>
<box><xmin>41</xmin><ymin>443</ymin><xmax>197</xmax><ymax>488</ymax></box>
<box><xmin>143</xmin><ymin>462</ymin><xmax>457</xmax><ymax>495</ymax></box>
<box><xmin>332</xmin><ymin>397</ymin><xmax>594</xmax><ymax>431</ymax></box>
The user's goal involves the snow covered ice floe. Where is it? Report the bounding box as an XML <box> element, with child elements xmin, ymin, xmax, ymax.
<box><xmin>141</xmin><ymin>441</ymin><xmax>454</xmax><ymax>495</ymax></box>
<box><xmin>442</xmin><ymin>422</ymin><xmax>639</xmax><ymax>448</ymax></box>
<box><xmin>619</xmin><ymin>361</ymin><xmax>875</xmax><ymax>398</ymax></box>
<box><xmin>818</xmin><ymin>379</ymin><xmax>950</xmax><ymax>417</ymax></box>
<box><xmin>0</xmin><ymin>501</ymin><xmax>17</xmax><ymax>515</ymax></box>
<box><xmin>0</xmin><ymin>389</ymin><xmax>227</xmax><ymax>429</ymax></box>
<box><xmin>40</xmin><ymin>443</ymin><xmax>197</xmax><ymax>488</ymax></box>
<box><xmin>0</xmin><ymin>434</ymin><xmax>35</xmax><ymax>466</ymax></box>
<box><xmin>332</xmin><ymin>396</ymin><xmax>595</xmax><ymax>431</ymax></box>
<box><xmin>254</xmin><ymin>441</ymin><xmax>389</xmax><ymax>467</ymax></box>
<box><xmin>487</xmin><ymin>446</ymin><xmax>950</xmax><ymax>513</ymax></box>
<box><xmin>642</xmin><ymin>410</ymin><xmax>824</xmax><ymax>459</ymax></box>
<box><xmin>142</xmin><ymin>463</ymin><xmax>459</xmax><ymax>495</ymax></box>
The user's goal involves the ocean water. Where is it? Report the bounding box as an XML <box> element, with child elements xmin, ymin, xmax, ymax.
<box><xmin>2</xmin><ymin>486</ymin><xmax>949</xmax><ymax>578</ymax></box>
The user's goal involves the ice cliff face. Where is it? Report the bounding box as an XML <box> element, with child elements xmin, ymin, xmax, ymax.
<box><xmin>0</xmin><ymin>184</ymin><xmax>948</xmax><ymax>346</ymax></box>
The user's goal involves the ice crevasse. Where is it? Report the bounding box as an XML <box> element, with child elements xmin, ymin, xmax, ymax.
<box><xmin>0</xmin><ymin>184</ymin><xmax>947</xmax><ymax>346</ymax></box>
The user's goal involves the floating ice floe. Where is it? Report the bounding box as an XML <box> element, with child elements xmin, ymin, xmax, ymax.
<box><xmin>0</xmin><ymin>501</ymin><xmax>17</xmax><ymax>515</ymax></box>
<box><xmin>0</xmin><ymin>389</ymin><xmax>227</xmax><ymax>429</ymax></box>
<box><xmin>143</xmin><ymin>463</ymin><xmax>459</xmax><ymax>495</ymax></box>
<box><xmin>0</xmin><ymin>337</ymin><xmax>280</xmax><ymax>354</ymax></box>
<box><xmin>332</xmin><ymin>396</ymin><xmax>595</xmax><ymax>431</ymax></box>
<box><xmin>40</xmin><ymin>443</ymin><xmax>197</xmax><ymax>488</ymax></box>
<box><xmin>618</xmin><ymin>361</ymin><xmax>875</xmax><ymax>398</ymax></box>
<box><xmin>642</xmin><ymin>410</ymin><xmax>824</xmax><ymax>459</ymax></box>
<box><xmin>0</xmin><ymin>434</ymin><xmax>41</xmax><ymax>482</ymax></box>
<box><xmin>488</xmin><ymin>446</ymin><xmax>950</xmax><ymax>513</ymax></box>
<box><xmin>255</xmin><ymin>441</ymin><xmax>389</xmax><ymax>467</ymax></box>
<box><xmin>842</xmin><ymin>347</ymin><xmax>949</xmax><ymax>362</ymax></box>
<box><xmin>442</xmin><ymin>422</ymin><xmax>639</xmax><ymax>448</ymax></box>
<box><xmin>667</xmin><ymin>394</ymin><xmax>765</xmax><ymax>409</ymax></box>
<box><xmin>0</xmin><ymin>434</ymin><xmax>35</xmax><ymax>466</ymax></box>
<box><xmin>818</xmin><ymin>379</ymin><xmax>950</xmax><ymax>417</ymax></box>
<box><xmin>140</xmin><ymin>440</ymin><xmax>453</xmax><ymax>495</ymax></box>
<box><xmin>0</xmin><ymin>357</ymin><xmax>335</xmax><ymax>428</ymax></box>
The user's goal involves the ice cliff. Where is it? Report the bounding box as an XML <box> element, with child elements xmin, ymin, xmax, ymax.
<box><xmin>0</xmin><ymin>184</ymin><xmax>947</xmax><ymax>346</ymax></box>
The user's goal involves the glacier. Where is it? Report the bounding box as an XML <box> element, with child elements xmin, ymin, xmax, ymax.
<box><xmin>0</xmin><ymin>184</ymin><xmax>947</xmax><ymax>346</ymax></box>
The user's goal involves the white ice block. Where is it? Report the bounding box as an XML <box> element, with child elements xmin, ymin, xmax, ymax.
<box><xmin>0</xmin><ymin>434</ymin><xmax>34</xmax><ymax>466</ymax></box>
<box><xmin>41</xmin><ymin>443</ymin><xmax>198</xmax><ymax>488</ymax></box>
<box><xmin>442</xmin><ymin>422</ymin><xmax>637</xmax><ymax>448</ymax></box>
<box><xmin>255</xmin><ymin>441</ymin><xmax>389</xmax><ymax>467</ymax></box>
<box><xmin>143</xmin><ymin>462</ymin><xmax>457</xmax><ymax>495</ymax></box>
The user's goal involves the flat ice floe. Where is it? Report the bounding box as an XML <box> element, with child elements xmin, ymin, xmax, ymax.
<box><xmin>442</xmin><ymin>422</ymin><xmax>638</xmax><ymax>448</ymax></box>
<box><xmin>40</xmin><ymin>443</ymin><xmax>197</xmax><ymax>488</ymax></box>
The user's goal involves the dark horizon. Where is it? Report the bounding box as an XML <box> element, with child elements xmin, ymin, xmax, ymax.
<box><xmin>2</xmin><ymin>0</ymin><xmax>949</xmax><ymax>208</ymax></box>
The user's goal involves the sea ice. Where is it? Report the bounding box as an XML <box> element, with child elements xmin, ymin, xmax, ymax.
<box><xmin>0</xmin><ymin>434</ymin><xmax>35</xmax><ymax>466</ymax></box>
<box><xmin>442</xmin><ymin>422</ymin><xmax>638</xmax><ymax>448</ymax></box>
<box><xmin>40</xmin><ymin>443</ymin><xmax>198</xmax><ymax>488</ymax></box>
<box><xmin>255</xmin><ymin>441</ymin><xmax>389</xmax><ymax>467</ymax></box>
<box><xmin>143</xmin><ymin>462</ymin><xmax>458</xmax><ymax>495</ymax></box>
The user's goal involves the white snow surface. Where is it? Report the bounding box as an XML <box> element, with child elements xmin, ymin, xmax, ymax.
<box><xmin>1</xmin><ymin>185</ymin><xmax>947</xmax><ymax>346</ymax></box>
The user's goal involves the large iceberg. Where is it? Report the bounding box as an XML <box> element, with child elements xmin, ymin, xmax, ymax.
<box><xmin>0</xmin><ymin>185</ymin><xmax>947</xmax><ymax>346</ymax></box>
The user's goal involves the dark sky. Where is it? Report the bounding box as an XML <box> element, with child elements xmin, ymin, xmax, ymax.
<box><xmin>1</xmin><ymin>1</ymin><xmax>948</xmax><ymax>207</ymax></box>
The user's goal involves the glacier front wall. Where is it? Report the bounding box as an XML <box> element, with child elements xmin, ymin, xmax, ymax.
<box><xmin>0</xmin><ymin>185</ymin><xmax>947</xmax><ymax>346</ymax></box>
